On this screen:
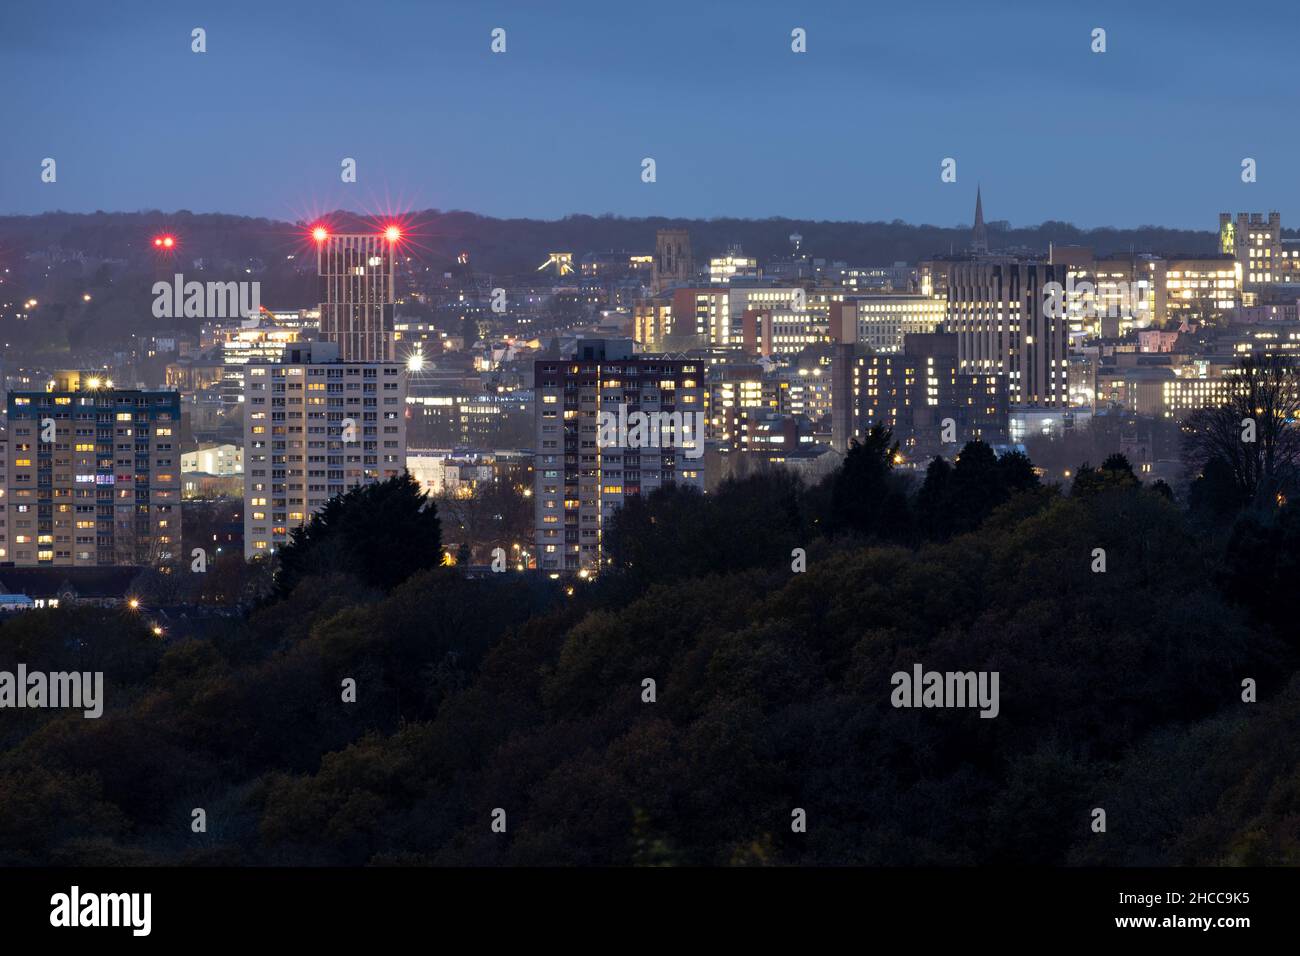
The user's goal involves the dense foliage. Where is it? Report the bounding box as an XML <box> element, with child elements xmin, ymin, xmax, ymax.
<box><xmin>1</xmin><ymin>441</ymin><xmax>1296</xmax><ymax>865</ymax></box>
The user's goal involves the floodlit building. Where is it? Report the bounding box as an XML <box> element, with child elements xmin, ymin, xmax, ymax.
<box><xmin>181</xmin><ymin>443</ymin><xmax>243</xmax><ymax>476</ymax></box>
<box><xmin>1220</xmin><ymin>211</ymin><xmax>1300</xmax><ymax>299</ymax></box>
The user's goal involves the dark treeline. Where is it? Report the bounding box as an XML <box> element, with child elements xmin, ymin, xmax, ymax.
<box><xmin>1</xmin><ymin>439</ymin><xmax>1297</xmax><ymax>866</ymax></box>
<box><xmin>0</xmin><ymin>209</ymin><xmax>1229</xmax><ymax>279</ymax></box>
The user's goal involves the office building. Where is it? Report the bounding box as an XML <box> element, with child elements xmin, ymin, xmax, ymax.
<box><xmin>1219</xmin><ymin>211</ymin><xmax>1300</xmax><ymax>298</ymax></box>
<box><xmin>839</xmin><ymin>294</ymin><xmax>946</xmax><ymax>352</ymax></box>
<box><xmin>946</xmin><ymin>259</ymin><xmax>1071</xmax><ymax>408</ymax></box>
<box><xmin>833</xmin><ymin>334</ymin><xmax>1007</xmax><ymax>455</ymax></box>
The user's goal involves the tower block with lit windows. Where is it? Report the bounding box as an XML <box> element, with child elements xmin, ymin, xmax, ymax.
<box><xmin>315</xmin><ymin>227</ymin><xmax>399</xmax><ymax>362</ymax></box>
<box><xmin>4</xmin><ymin>371</ymin><xmax>181</xmax><ymax>567</ymax></box>
<box><xmin>241</xmin><ymin>226</ymin><xmax>409</xmax><ymax>558</ymax></box>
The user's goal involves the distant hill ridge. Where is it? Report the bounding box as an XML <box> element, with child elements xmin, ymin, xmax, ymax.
<box><xmin>0</xmin><ymin>210</ymin><xmax>1232</xmax><ymax>276</ymax></box>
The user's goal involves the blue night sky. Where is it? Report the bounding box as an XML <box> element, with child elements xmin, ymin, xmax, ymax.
<box><xmin>1</xmin><ymin>0</ymin><xmax>1294</xmax><ymax>229</ymax></box>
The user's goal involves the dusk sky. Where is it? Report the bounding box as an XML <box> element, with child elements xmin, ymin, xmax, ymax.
<box><xmin>2</xmin><ymin>0</ymin><xmax>1294</xmax><ymax>229</ymax></box>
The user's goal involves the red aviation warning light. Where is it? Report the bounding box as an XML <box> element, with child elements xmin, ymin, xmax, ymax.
<box><xmin>153</xmin><ymin>235</ymin><xmax>176</xmax><ymax>249</ymax></box>
<box><xmin>312</xmin><ymin>226</ymin><xmax>329</xmax><ymax>242</ymax></box>
<box><xmin>384</xmin><ymin>225</ymin><xmax>401</xmax><ymax>242</ymax></box>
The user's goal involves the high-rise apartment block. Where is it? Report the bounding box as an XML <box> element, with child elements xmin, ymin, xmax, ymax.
<box><xmin>243</xmin><ymin>342</ymin><xmax>406</xmax><ymax>557</ymax></box>
<box><xmin>533</xmin><ymin>339</ymin><xmax>704</xmax><ymax>573</ymax></box>
<box><xmin>4</xmin><ymin>372</ymin><xmax>181</xmax><ymax>566</ymax></box>
<box><xmin>317</xmin><ymin>232</ymin><xmax>398</xmax><ymax>362</ymax></box>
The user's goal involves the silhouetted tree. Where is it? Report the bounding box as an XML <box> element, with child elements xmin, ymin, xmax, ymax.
<box><xmin>274</xmin><ymin>472</ymin><xmax>441</xmax><ymax>597</ymax></box>
<box><xmin>915</xmin><ymin>440</ymin><xmax>1040</xmax><ymax>538</ymax></box>
<box><xmin>1182</xmin><ymin>354</ymin><xmax>1300</xmax><ymax>507</ymax></box>
<box><xmin>828</xmin><ymin>424</ymin><xmax>910</xmax><ymax>538</ymax></box>
<box><xmin>1071</xmin><ymin>453</ymin><xmax>1140</xmax><ymax>497</ymax></box>
<box><xmin>1187</xmin><ymin>456</ymin><xmax>1247</xmax><ymax>525</ymax></box>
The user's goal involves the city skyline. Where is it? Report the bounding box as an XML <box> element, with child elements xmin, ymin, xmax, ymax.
<box><xmin>3</xmin><ymin>1</ymin><xmax>1299</xmax><ymax>930</ymax></box>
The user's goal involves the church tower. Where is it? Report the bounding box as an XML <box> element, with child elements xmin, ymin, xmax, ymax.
<box><xmin>971</xmin><ymin>186</ymin><xmax>989</xmax><ymax>256</ymax></box>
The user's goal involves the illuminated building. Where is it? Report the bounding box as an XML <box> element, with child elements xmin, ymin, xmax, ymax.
<box><xmin>1154</xmin><ymin>257</ymin><xmax>1238</xmax><ymax>327</ymax></box>
<box><xmin>4</xmin><ymin>372</ymin><xmax>180</xmax><ymax>566</ymax></box>
<box><xmin>671</xmin><ymin>288</ymin><xmax>731</xmax><ymax>347</ymax></box>
<box><xmin>709</xmin><ymin>248</ymin><xmax>760</xmax><ymax>284</ymax></box>
<box><xmin>242</xmin><ymin>342</ymin><xmax>406</xmax><ymax>557</ymax></box>
<box><xmin>1050</xmin><ymin>248</ymin><xmax>1237</xmax><ymax>333</ymax></box>
<box><xmin>533</xmin><ymin>339</ymin><xmax>704</xmax><ymax>573</ymax></box>
<box><xmin>728</xmin><ymin>286</ymin><xmax>811</xmax><ymax>344</ymax></box>
<box><xmin>181</xmin><ymin>443</ymin><xmax>243</xmax><ymax>476</ymax></box>
<box><xmin>705</xmin><ymin>365</ymin><xmax>780</xmax><ymax>446</ymax></box>
<box><xmin>635</xmin><ymin>288</ymin><xmax>733</xmax><ymax>351</ymax></box>
<box><xmin>1219</xmin><ymin>212</ymin><xmax>1300</xmax><ymax>300</ymax></box>
<box><xmin>832</xmin><ymin>335</ymin><xmax>1007</xmax><ymax>454</ymax></box>
<box><xmin>217</xmin><ymin>323</ymin><xmax>305</xmax><ymax>408</ymax></box>
<box><xmin>741</xmin><ymin>308</ymin><xmax>830</xmax><ymax>356</ymax></box>
<box><xmin>537</xmin><ymin>252</ymin><xmax>575</xmax><ymax>277</ymax></box>
<box><xmin>946</xmin><ymin>259</ymin><xmax>1071</xmax><ymax>408</ymax></box>
<box><xmin>316</xmin><ymin>230</ymin><xmax>399</xmax><ymax>362</ymax></box>
<box><xmin>633</xmin><ymin>298</ymin><xmax>673</xmax><ymax>350</ymax></box>
<box><xmin>840</xmin><ymin>294</ymin><xmax>946</xmax><ymax>352</ymax></box>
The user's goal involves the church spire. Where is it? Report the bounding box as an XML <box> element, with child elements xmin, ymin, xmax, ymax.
<box><xmin>971</xmin><ymin>185</ymin><xmax>988</xmax><ymax>255</ymax></box>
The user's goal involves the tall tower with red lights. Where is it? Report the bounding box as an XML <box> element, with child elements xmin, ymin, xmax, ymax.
<box><xmin>314</xmin><ymin>226</ymin><xmax>399</xmax><ymax>362</ymax></box>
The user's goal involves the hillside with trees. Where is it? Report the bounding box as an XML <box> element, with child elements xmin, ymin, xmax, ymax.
<box><xmin>1</xmin><ymin>436</ymin><xmax>1296</xmax><ymax>866</ymax></box>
